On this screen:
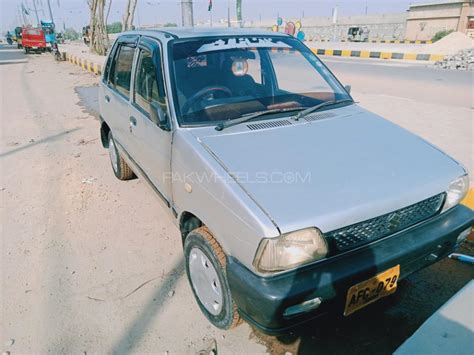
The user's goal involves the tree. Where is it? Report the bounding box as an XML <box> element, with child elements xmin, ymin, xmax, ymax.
<box><xmin>88</xmin><ymin>0</ymin><xmax>109</xmax><ymax>55</ymax></box>
<box><xmin>122</xmin><ymin>0</ymin><xmax>138</xmax><ymax>32</ymax></box>
<box><xmin>63</xmin><ymin>27</ymin><xmax>80</xmax><ymax>41</ymax></box>
<box><xmin>107</xmin><ymin>21</ymin><xmax>122</xmax><ymax>33</ymax></box>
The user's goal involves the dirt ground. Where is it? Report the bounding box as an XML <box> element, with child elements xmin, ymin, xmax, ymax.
<box><xmin>1</xmin><ymin>53</ymin><xmax>473</xmax><ymax>354</ymax></box>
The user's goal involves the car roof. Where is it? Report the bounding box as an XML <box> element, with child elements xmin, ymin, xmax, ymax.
<box><xmin>123</xmin><ymin>27</ymin><xmax>289</xmax><ymax>39</ymax></box>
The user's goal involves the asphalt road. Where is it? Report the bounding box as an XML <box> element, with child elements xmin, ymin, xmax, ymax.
<box><xmin>1</xmin><ymin>52</ymin><xmax>473</xmax><ymax>354</ymax></box>
<box><xmin>0</xmin><ymin>44</ymin><xmax>27</xmax><ymax>64</ymax></box>
<box><xmin>323</xmin><ymin>56</ymin><xmax>473</xmax><ymax>108</ymax></box>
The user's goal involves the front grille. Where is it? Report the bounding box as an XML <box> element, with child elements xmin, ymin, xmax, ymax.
<box><xmin>327</xmin><ymin>193</ymin><xmax>445</xmax><ymax>252</ymax></box>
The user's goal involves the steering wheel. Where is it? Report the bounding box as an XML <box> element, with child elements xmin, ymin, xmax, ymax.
<box><xmin>182</xmin><ymin>86</ymin><xmax>232</xmax><ymax>114</ymax></box>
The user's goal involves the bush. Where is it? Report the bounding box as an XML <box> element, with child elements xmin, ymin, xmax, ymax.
<box><xmin>107</xmin><ymin>22</ymin><xmax>122</xmax><ymax>34</ymax></box>
<box><xmin>163</xmin><ymin>23</ymin><xmax>178</xmax><ymax>27</ymax></box>
<box><xmin>63</xmin><ymin>28</ymin><xmax>80</xmax><ymax>41</ymax></box>
<box><xmin>432</xmin><ymin>29</ymin><xmax>454</xmax><ymax>42</ymax></box>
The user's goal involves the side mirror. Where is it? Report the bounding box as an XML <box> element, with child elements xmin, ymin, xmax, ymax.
<box><xmin>150</xmin><ymin>101</ymin><xmax>170</xmax><ymax>131</ymax></box>
<box><xmin>344</xmin><ymin>85</ymin><xmax>352</xmax><ymax>94</ymax></box>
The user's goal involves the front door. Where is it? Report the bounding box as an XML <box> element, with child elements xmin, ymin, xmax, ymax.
<box><xmin>128</xmin><ymin>37</ymin><xmax>172</xmax><ymax>204</ymax></box>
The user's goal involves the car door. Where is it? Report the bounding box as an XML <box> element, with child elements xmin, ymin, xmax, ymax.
<box><xmin>101</xmin><ymin>35</ymin><xmax>138</xmax><ymax>155</ymax></box>
<box><xmin>128</xmin><ymin>36</ymin><xmax>172</xmax><ymax>204</ymax></box>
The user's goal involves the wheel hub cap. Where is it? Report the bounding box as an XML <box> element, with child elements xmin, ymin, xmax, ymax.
<box><xmin>109</xmin><ymin>138</ymin><xmax>118</xmax><ymax>172</ymax></box>
<box><xmin>189</xmin><ymin>248</ymin><xmax>223</xmax><ymax>315</ymax></box>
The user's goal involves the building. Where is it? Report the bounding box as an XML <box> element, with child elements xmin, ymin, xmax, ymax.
<box><xmin>406</xmin><ymin>0</ymin><xmax>474</xmax><ymax>40</ymax></box>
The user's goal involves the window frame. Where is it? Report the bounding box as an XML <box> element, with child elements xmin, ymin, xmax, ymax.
<box><xmin>132</xmin><ymin>36</ymin><xmax>169</xmax><ymax>124</ymax></box>
<box><xmin>106</xmin><ymin>35</ymin><xmax>139</xmax><ymax>101</ymax></box>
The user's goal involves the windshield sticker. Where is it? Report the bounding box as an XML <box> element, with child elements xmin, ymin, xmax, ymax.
<box><xmin>187</xmin><ymin>55</ymin><xmax>207</xmax><ymax>68</ymax></box>
<box><xmin>197</xmin><ymin>37</ymin><xmax>291</xmax><ymax>53</ymax></box>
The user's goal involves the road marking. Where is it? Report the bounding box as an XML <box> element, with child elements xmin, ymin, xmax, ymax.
<box><xmin>0</xmin><ymin>59</ymin><xmax>28</xmax><ymax>65</ymax></box>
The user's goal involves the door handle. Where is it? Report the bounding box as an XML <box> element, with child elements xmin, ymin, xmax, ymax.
<box><xmin>105</xmin><ymin>95</ymin><xmax>110</xmax><ymax>103</ymax></box>
<box><xmin>129</xmin><ymin>116</ymin><xmax>137</xmax><ymax>132</ymax></box>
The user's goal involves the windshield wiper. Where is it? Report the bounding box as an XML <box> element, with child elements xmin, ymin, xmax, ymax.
<box><xmin>215</xmin><ymin>107</ymin><xmax>307</xmax><ymax>131</ymax></box>
<box><xmin>293</xmin><ymin>99</ymin><xmax>354</xmax><ymax>121</ymax></box>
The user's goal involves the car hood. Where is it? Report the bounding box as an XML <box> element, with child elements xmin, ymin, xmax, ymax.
<box><xmin>196</xmin><ymin>107</ymin><xmax>464</xmax><ymax>234</ymax></box>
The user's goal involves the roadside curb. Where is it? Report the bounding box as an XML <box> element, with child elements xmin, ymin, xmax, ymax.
<box><xmin>311</xmin><ymin>48</ymin><xmax>444</xmax><ymax>62</ymax></box>
<box><xmin>64</xmin><ymin>52</ymin><xmax>102</xmax><ymax>75</ymax></box>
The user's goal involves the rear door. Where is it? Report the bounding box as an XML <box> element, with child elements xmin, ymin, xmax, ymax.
<box><xmin>128</xmin><ymin>36</ymin><xmax>172</xmax><ymax>204</ymax></box>
<box><xmin>100</xmin><ymin>35</ymin><xmax>138</xmax><ymax>154</ymax></box>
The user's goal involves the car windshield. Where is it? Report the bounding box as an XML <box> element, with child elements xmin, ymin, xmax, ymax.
<box><xmin>169</xmin><ymin>36</ymin><xmax>351</xmax><ymax>126</ymax></box>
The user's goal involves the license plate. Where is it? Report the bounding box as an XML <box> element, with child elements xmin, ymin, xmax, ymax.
<box><xmin>344</xmin><ymin>265</ymin><xmax>400</xmax><ymax>316</ymax></box>
<box><xmin>32</xmin><ymin>47</ymin><xmax>37</xmax><ymax>49</ymax></box>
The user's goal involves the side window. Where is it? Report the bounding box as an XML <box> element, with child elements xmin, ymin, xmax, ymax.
<box><xmin>134</xmin><ymin>48</ymin><xmax>167</xmax><ymax>119</ymax></box>
<box><xmin>109</xmin><ymin>44</ymin><xmax>135</xmax><ymax>98</ymax></box>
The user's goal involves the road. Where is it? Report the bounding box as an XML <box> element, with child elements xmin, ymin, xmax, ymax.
<box><xmin>1</xmin><ymin>47</ymin><xmax>473</xmax><ymax>354</ymax></box>
<box><xmin>0</xmin><ymin>44</ymin><xmax>27</xmax><ymax>65</ymax></box>
<box><xmin>324</xmin><ymin>56</ymin><xmax>473</xmax><ymax>108</ymax></box>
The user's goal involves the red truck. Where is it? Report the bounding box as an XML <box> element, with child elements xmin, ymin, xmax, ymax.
<box><xmin>21</xmin><ymin>27</ymin><xmax>47</xmax><ymax>54</ymax></box>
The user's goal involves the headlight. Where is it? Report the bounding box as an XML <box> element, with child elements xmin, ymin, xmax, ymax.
<box><xmin>253</xmin><ymin>228</ymin><xmax>328</xmax><ymax>273</ymax></box>
<box><xmin>442</xmin><ymin>174</ymin><xmax>469</xmax><ymax>212</ymax></box>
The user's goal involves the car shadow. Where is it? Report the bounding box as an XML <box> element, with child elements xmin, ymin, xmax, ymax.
<box><xmin>109</xmin><ymin>257</ymin><xmax>185</xmax><ymax>354</ymax></box>
<box><xmin>0</xmin><ymin>127</ymin><xmax>81</xmax><ymax>158</ymax></box>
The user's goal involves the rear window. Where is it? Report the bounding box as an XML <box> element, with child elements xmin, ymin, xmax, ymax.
<box><xmin>26</xmin><ymin>29</ymin><xmax>41</xmax><ymax>36</ymax></box>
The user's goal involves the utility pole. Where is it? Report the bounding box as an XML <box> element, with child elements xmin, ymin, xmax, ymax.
<box><xmin>31</xmin><ymin>0</ymin><xmax>40</xmax><ymax>25</ymax></box>
<box><xmin>227</xmin><ymin>0</ymin><xmax>231</xmax><ymax>27</ymax></box>
<box><xmin>181</xmin><ymin>0</ymin><xmax>194</xmax><ymax>27</ymax></box>
<box><xmin>332</xmin><ymin>5</ymin><xmax>338</xmax><ymax>41</ymax></box>
<box><xmin>46</xmin><ymin>0</ymin><xmax>54</xmax><ymax>23</ymax></box>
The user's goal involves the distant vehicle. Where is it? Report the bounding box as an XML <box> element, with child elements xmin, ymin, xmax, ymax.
<box><xmin>41</xmin><ymin>20</ymin><xmax>56</xmax><ymax>51</ymax></box>
<box><xmin>56</xmin><ymin>32</ymin><xmax>64</xmax><ymax>44</ymax></box>
<box><xmin>22</xmin><ymin>27</ymin><xmax>47</xmax><ymax>54</ymax></box>
<box><xmin>82</xmin><ymin>25</ymin><xmax>91</xmax><ymax>46</ymax></box>
<box><xmin>347</xmin><ymin>26</ymin><xmax>369</xmax><ymax>42</ymax></box>
<box><xmin>99</xmin><ymin>28</ymin><xmax>473</xmax><ymax>333</ymax></box>
<box><xmin>14</xmin><ymin>26</ymin><xmax>23</xmax><ymax>48</ymax></box>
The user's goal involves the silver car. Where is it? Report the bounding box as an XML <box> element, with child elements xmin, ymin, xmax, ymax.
<box><xmin>99</xmin><ymin>28</ymin><xmax>473</xmax><ymax>333</ymax></box>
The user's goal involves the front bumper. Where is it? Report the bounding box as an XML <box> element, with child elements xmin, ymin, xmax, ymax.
<box><xmin>227</xmin><ymin>205</ymin><xmax>473</xmax><ymax>334</ymax></box>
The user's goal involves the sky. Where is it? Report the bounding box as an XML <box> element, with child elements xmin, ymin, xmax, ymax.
<box><xmin>1</xmin><ymin>0</ymin><xmax>429</xmax><ymax>33</ymax></box>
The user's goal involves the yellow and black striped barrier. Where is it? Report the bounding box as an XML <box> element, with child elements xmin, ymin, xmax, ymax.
<box><xmin>311</xmin><ymin>48</ymin><xmax>445</xmax><ymax>62</ymax></box>
<box><xmin>64</xmin><ymin>52</ymin><xmax>102</xmax><ymax>75</ymax></box>
<box><xmin>318</xmin><ymin>39</ymin><xmax>433</xmax><ymax>44</ymax></box>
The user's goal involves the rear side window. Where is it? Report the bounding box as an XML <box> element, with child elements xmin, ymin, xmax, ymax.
<box><xmin>109</xmin><ymin>44</ymin><xmax>135</xmax><ymax>98</ymax></box>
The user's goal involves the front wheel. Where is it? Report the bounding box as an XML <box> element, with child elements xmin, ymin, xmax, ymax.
<box><xmin>184</xmin><ymin>227</ymin><xmax>241</xmax><ymax>330</ymax></box>
<box><xmin>24</xmin><ymin>48</ymin><xmax>29</xmax><ymax>54</ymax></box>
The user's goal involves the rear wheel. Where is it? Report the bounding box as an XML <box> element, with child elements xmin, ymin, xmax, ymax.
<box><xmin>108</xmin><ymin>132</ymin><xmax>135</xmax><ymax>180</ymax></box>
<box><xmin>184</xmin><ymin>227</ymin><xmax>241</xmax><ymax>330</ymax></box>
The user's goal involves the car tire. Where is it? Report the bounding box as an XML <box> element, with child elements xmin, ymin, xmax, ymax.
<box><xmin>108</xmin><ymin>132</ymin><xmax>135</xmax><ymax>180</ymax></box>
<box><xmin>184</xmin><ymin>226</ymin><xmax>241</xmax><ymax>330</ymax></box>
<box><xmin>24</xmin><ymin>48</ymin><xmax>29</xmax><ymax>54</ymax></box>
